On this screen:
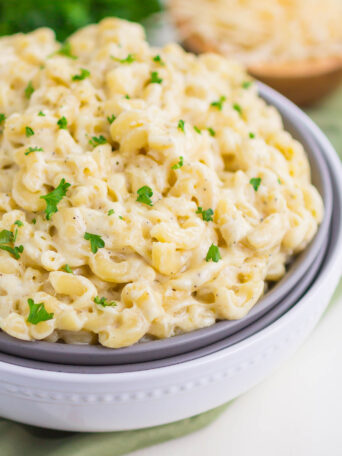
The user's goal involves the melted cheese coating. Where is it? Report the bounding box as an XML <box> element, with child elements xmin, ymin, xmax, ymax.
<box><xmin>0</xmin><ymin>18</ymin><xmax>323</xmax><ymax>347</ymax></box>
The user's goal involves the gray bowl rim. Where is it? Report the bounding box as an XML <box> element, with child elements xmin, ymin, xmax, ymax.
<box><xmin>0</xmin><ymin>83</ymin><xmax>333</xmax><ymax>365</ymax></box>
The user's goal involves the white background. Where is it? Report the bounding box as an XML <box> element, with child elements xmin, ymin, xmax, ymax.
<box><xmin>130</xmin><ymin>281</ymin><xmax>342</xmax><ymax>456</ymax></box>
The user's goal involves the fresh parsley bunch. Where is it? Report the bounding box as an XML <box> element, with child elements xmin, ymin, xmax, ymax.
<box><xmin>0</xmin><ymin>0</ymin><xmax>162</xmax><ymax>41</ymax></box>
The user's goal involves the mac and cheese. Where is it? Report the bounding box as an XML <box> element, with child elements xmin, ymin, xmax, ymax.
<box><xmin>0</xmin><ymin>18</ymin><xmax>323</xmax><ymax>347</ymax></box>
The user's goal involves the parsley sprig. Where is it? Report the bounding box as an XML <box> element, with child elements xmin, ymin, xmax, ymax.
<box><xmin>55</xmin><ymin>42</ymin><xmax>77</xmax><ymax>59</ymax></box>
<box><xmin>172</xmin><ymin>156</ymin><xmax>183</xmax><ymax>170</ymax></box>
<box><xmin>211</xmin><ymin>96</ymin><xmax>226</xmax><ymax>111</ymax></box>
<box><xmin>196</xmin><ymin>207</ymin><xmax>214</xmax><ymax>222</ymax></box>
<box><xmin>177</xmin><ymin>119</ymin><xmax>185</xmax><ymax>133</ymax></box>
<box><xmin>107</xmin><ymin>114</ymin><xmax>116</xmax><ymax>124</ymax></box>
<box><xmin>89</xmin><ymin>135</ymin><xmax>107</xmax><ymax>147</ymax></box>
<box><xmin>233</xmin><ymin>103</ymin><xmax>242</xmax><ymax>115</ymax></box>
<box><xmin>72</xmin><ymin>68</ymin><xmax>90</xmax><ymax>81</ymax></box>
<box><xmin>0</xmin><ymin>230</ymin><xmax>13</xmax><ymax>244</ymax></box>
<box><xmin>25</xmin><ymin>126</ymin><xmax>34</xmax><ymax>137</ymax></box>
<box><xmin>153</xmin><ymin>55</ymin><xmax>165</xmax><ymax>65</ymax></box>
<box><xmin>205</xmin><ymin>244</ymin><xmax>221</xmax><ymax>262</ymax></box>
<box><xmin>149</xmin><ymin>71</ymin><xmax>162</xmax><ymax>84</ymax></box>
<box><xmin>14</xmin><ymin>220</ymin><xmax>23</xmax><ymax>242</ymax></box>
<box><xmin>40</xmin><ymin>178</ymin><xmax>71</xmax><ymax>220</ymax></box>
<box><xmin>0</xmin><ymin>229</ymin><xmax>24</xmax><ymax>259</ymax></box>
<box><xmin>84</xmin><ymin>232</ymin><xmax>105</xmax><ymax>254</ymax></box>
<box><xmin>57</xmin><ymin>116</ymin><xmax>67</xmax><ymax>129</ymax></box>
<box><xmin>136</xmin><ymin>186</ymin><xmax>153</xmax><ymax>206</ymax></box>
<box><xmin>62</xmin><ymin>264</ymin><xmax>73</xmax><ymax>273</ymax></box>
<box><xmin>250</xmin><ymin>177</ymin><xmax>262</xmax><ymax>191</ymax></box>
<box><xmin>27</xmin><ymin>298</ymin><xmax>54</xmax><ymax>325</ymax></box>
<box><xmin>25</xmin><ymin>146</ymin><xmax>43</xmax><ymax>156</ymax></box>
<box><xmin>25</xmin><ymin>81</ymin><xmax>34</xmax><ymax>99</ymax></box>
<box><xmin>112</xmin><ymin>53</ymin><xmax>135</xmax><ymax>64</ymax></box>
<box><xmin>94</xmin><ymin>296</ymin><xmax>117</xmax><ymax>307</ymax></box>
<box><xmin>242</xmin><ymin>81</ymin><xmax>253</xmax><ymax>89</ymax></box>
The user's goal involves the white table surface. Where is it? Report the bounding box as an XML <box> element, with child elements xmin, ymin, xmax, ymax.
<box><xmin>130</xmin><ymin>280</ymin><xmax>342</xmax><ymax>456</ymax></box>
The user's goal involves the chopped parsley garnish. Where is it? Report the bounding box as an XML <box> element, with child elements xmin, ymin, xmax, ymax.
<box><xmin>207</xmin><ymin>127</ymin><xmax>216</xmax><ymax>137</ymax></box>
<box><xmin>0</xmin><ymin>244</ymin><xmax>24</xmax><ymax>259</ymax></box>
<box><xmin>177</xmin><ymin>119</ymin><xmax>185</xmax><ymax>133</ymax></box>
<box><xmin>0</xmin><ymin>113</ymin><xmax>6</xmax><ymax>125</ymax></box>
<box><xmin>56</xmin><ymin>42</ymin><xmax>77</xmax><ymax>59</ymax></box>
<box><xmin>84</xmin><ymin>232</ymin><xmax>105</xmax><ymax>254</ymax></box>
<box><xmin>108</xmin><ymin>209</ymin><xmax>115</xmax><ymax>216</ymax></box>
<box><xmin>136</xmin><ymin>186</ymin><xmax>153</xmax><ymax>206</ymax></box>
<box><xmin>72</xmin><ymin>68</ymin><xmax>90</xmax><ymax>81</ymax></box>
<box><xmin>27</xmin><ymin>298</ymin><xmax>54</xmax><ymax>325</ymax></box>
<box><xmin>172</xmin><ymin>156</ymin><xmax>184</xmax><ymax>170</ymax></box>
<box><xmin>25</xmin><ymin>126</ymin><xmax>34</xmax><ymax>137</ymax></box>
<box><xmin>250</xmin><ymin>177</ymin><xmax>262</xmax><ymax>191</ymax></box>
<box><xmin>153</xmin><ymin>55</ymin><xmax>165</xmax><ymax>65</ymax></box>
<box><xmin>57</xmin><ymin>116</ymin><xmax>67</xmax><ymax>129</ymax></box>
<box><xmin>32</xmin><ymin>218</ymin><xmax>37</xmax><ymax>224</ymax></box>
<box><xmin>124</xmin><ymin>94</ymin><xmax>130</xmax><ymax>99</ymax></box>
<box><xmin>193</xmin><ymin>126</ymin><xmax>201</xmax><ymax>134</ymax></box>
<box><xmin>89</xmin><ymin>135</ymin><xmax>107</xmax><ymax>147</ymax></box>
<box><xmin>38</xmin><ymin>110</ymin><xmax>46</xmax><ymax>116</ymax></box>
<box><xmin>62</xmin><ymin>264</ymin><xmax>73</xmax><ymax>273</ymax></box>
<box><xmin>233</xmin><ymin>103</ymin><xmax>242</xmax><ymax>115</ymax></box>
<box><xmin>119</xmin><ymin>215</ymin><xmax>124</xmax><ymax>220</ymax></box>
<box><xmin>0</xmin><ymin>229</ymin><xmax>24</xmax><ymax>259</ymax></box>
<box><xmin>249</xmin><ymin>132</ymin><xmax>255</xmax><ymax>138</ymax></box>
<box><xmin>25</xmin><ymin>81</ymin><xmax>34</xmax><ymax>99</ymax></box>
<box><xmin>112</xmin><ymin>53</ymin><xmax>135</xmax><ymax>64</ymax></box>
<box><xmin>242</xmin><ymin>81</ymin><xmax>253</xmax><ymax>89</ymax></box>
<box><xmin>13</xmin><ymin>220</ymin><xmax>23</xmax><ymax>242</ymax></box>
<box><xmin>150</xmin><ymin>71</ymin><xmax>162</xmax><ymax>84</ymax></box>
<box><xmin>196</xmin><ymin>207</ymin><xmax>214</xmax><ymax>222</ymax></box>
<box><xmin>107</xmin><ymin>114</ymin><xmax>116</xmax><ymax>124</ymax></box>
<box><xmin>0</xmin><ymin>230</ymin><xmax>14</xmax><ymax>244</ymax></box>
<box><xmin>25</xmin><ymin>146</ymin><xmax>43</xmax><ymax>156</ymax></box>
<box><xmin>278</xmin><ymin>178</ymin><xmax>282</xmax><ymax>184</ymax></box>
<box><xmin>40</xmin><ymin>178</ymin><xmax>71</xmax><ymax>220</ymax></box>
<box><xmin>205</xmin><ymin>243</ymin><xmax>221</xmax><ymax>262</ymax></box>
<box><xmin>94</xmin><ymin>296</ymin><xmax>117</xmax><ymax>307</ymax></box>
<box><xmin>211</xmin><ymin>95</ymin><xmax>226</xmax><ymax>111</ymax></box>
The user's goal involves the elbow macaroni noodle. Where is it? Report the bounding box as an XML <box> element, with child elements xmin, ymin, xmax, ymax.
<box><xmin>0</xmin><ymin>18</ymin><xmax>323</xmax><ymax>348</ymax></box>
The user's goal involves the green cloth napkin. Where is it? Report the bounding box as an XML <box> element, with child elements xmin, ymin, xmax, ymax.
<box><xmin>0</xmin><ymin>85</ymin><xmax>341</xmax><ymax>456</ymax></box>
<box><xmin>0</xmin><ymin>403</ymin><xmax>230</xmax><ymax>456</ymax></box>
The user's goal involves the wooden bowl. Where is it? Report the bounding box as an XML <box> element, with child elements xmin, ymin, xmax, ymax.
<box><xmin>249</xmin><ymin>57</ymin><xmax>342</xmax><ymax>106</ymax></box>
<box><xmin>170</xmin><ymin>8</ymin><xmax>342</xmax><ymax>106</ymax></box>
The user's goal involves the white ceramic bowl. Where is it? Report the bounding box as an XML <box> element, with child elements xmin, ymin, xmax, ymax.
<box><xmin>0</xmin><ymin>86</ymin><xmax>341</xmax><ymax>432</ymax></box>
